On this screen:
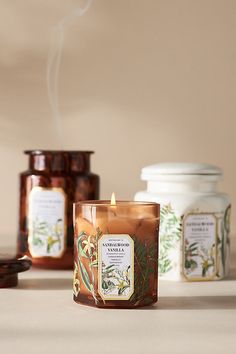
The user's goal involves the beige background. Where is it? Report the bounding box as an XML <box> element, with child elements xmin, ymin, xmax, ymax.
<box><xmin>0</xmin><ymin>0</ymin><xmax>235</xmax><ymax>244</ymax></box>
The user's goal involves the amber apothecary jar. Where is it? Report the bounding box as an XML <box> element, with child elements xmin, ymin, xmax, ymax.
<box><xmin>73</xmin><ymin>201</ymin><xmax>160</xmax><ymax>308</ymax></box>
<box><xmin>18</xmin><ymin>150</ymin><xmax>99</xmax><ymax>269</ymax></box>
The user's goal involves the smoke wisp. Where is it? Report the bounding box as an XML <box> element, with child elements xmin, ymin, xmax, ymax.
<box><xmin>47</xmin><ymin>0</ymin><xmax>92</xmax><ymax>148</ymax></box>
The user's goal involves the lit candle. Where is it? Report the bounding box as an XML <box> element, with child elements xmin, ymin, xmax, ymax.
<box><xmin>73</xmin><ymin>197</ymin><xmax>160</xmax><ymax>308</ymax></box>
<box><xmin>110</xmin><ymin>192</ymin><xmax>116</xmax><ymax>206</ymax></box>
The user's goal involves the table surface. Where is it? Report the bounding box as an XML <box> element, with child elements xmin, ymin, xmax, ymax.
<box><xmin>1</xmin><ymin>239</ymin><xmax>236</xmax><ymax>354</ymax></box>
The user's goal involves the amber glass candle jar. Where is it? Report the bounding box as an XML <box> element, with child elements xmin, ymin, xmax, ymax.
<box><xmin>73</xmin><ymin>201</ymin><xmax>159</xmax><ymax>308</ymax></box>
<box><xmin>18</xmin><ymin>150</ymin><xmax>99</xmax><ymax>269</ymax></box>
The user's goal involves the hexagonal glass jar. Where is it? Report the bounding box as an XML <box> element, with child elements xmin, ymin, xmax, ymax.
<box><xmin>73</xmin><ymin>201</ymin><xmax>160</xmax><ymax>308</ymax></box>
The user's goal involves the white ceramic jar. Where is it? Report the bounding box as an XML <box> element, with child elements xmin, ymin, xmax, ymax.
<box><xmin>134</xmin><ymin>163</ymin><xmax>231</xmax><ymax>281</ymax></box>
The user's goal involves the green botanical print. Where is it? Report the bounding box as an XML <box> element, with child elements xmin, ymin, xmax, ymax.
<box><xmin>216</xmin><ymin>205</ymin><xmax>231</xmax><ymax>277</ymax></box>
<box><xmin>184</xmin><ymin>240</ymin><xmax>215</xmax><ymax>277</ymax></box>
<box><xmin>75</xmin><ymin>229</ymin><xmax>157</xmax><ymax>306</ymax></box>
<box><xmin>75</xmin><ymin>228</ymin><xmax>102</xmax><ymax>304</ymax></box>
<box><xmin>129</xmin><ymin>238</ymin><xmax>156</xmax><ymax>306</ymax></box>
<box><xmin>73</xmin><ymin>262</ymin><xmax>80</xmax><ymax>297</ymax></box>
<box><xmin>101</xmin><ymin>264</ymin><xmax>131</xmax><ymax>296</ymax></box>
<box><xmin>224</xmin><ymin>205</ymin><xmax>231</xmax><ymax>235</ymax></box>
<box><xmin>199</xmin><ymin>245</ymin><xmax>215</xmax><ymax>277</ymax></box>
<box><xmin>159</xmin><ymin>204</ymin><xmax>182</xmax><ymax>274</ymax></box>
<box><xmin>219</xmin><ymin>219</ymin><xmax>226</xmax><ymax>275</ymax></box>
<box><xmin>221</xmin><ymin>205</ymin><xmax>231</xmax><ymax>273</ymax></box>
<box><xmin>31</xmin><ymin>217</ymin><xmax>63</xmax><ymax>254</ymax></box>
<box><xmin>184</xmin><ymin>240</ymin><xmax>198</xmax><ymax>272</ymax></box>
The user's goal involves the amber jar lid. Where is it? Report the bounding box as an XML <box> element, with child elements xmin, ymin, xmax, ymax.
<box><xmin>0</xmin><ymin>257</ymin><xmax>32</xmax><ymax>288</ymax></box>
<box><xmin>24</xmin><ymin>150</ymin><xmax>94</xmax><ymax>173</ymax></box>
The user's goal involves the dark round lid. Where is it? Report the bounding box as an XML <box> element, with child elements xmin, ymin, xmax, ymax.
<box><xmin>0</xmin><ymin>257</ymin><xmax>32</xmax><ymax>288</ymax></box>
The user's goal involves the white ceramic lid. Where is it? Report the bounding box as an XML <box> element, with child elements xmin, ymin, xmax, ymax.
<box><xmin>141</xmin><ymin>163</ymin><xmax>223</xmax><ymax>181</ymax></box>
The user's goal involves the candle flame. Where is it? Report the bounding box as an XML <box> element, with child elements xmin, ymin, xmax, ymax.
<box><xmin>110</xmin><ymin>192</ymin><xmax>116</xmax><ymax>206</ymax></box>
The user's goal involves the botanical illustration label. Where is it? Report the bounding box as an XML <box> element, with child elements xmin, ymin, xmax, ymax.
<box><xmin>183</xmin><ymin>213</ymin><xmax>217</xmax><ymax>280</ymax></box>
<box><xmin>98</xmin><ymin>234</ymin><xmax>134</xmax><ymax>300</ymax></box>
<box><xmin>74</xmin><ymin>228</ymin><xmax>157</xmax><ymax>306</ymax></box>
<box><xmin>28</xmin><ymin>187</ymin><xmax>66</xmax><ymax>258</ymax></box>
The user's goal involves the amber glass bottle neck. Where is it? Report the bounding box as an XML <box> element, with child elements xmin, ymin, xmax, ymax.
<box><xmin>69</xmin><ymin>153</ymin><xmax>91</xmax><ymax>173</ymax></box>
<box><xmin>28</xmin><ymin>154</ymin><xmax>69</xmax><ymax>172</ymax></box>
<box><xmin>26</xmin><ymin>151</ymin><xmax>92</xmax><ymax>173</ymax></box>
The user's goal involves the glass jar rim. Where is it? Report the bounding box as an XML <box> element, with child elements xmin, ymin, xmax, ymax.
<box><xmin>74</xmin><ymin>200</ymin><xmax>159</xmax><ymax>207</ymax></box>
<box><xmin>24</xmin><ymin>150</ymin><xmax>94</xmax><ymax>155</ymax></box>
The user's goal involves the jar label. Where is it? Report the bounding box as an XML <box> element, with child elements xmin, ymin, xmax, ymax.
<box><xmin>98</xmin><ymin>234</ymin><xmax>134</xmax><ymax>300</ymax></box>
<box><xmin>28</xmin><ymin>187</ymin><xmax>66</xmax><ymax>258</ymax></box>
<box><xmin>183</xmin><ymin>213</ymin><xmax>217</xmax><ymax>280</ymax></box>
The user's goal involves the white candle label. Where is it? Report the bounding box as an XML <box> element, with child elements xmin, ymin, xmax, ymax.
<box><xmin>98</xmin><ymin>234</ymin><xmax>134</xmax><ymax>300</ymax></box>
<box><xmin>183</xmin><ymin>213</ymin><xmax>217</xmax><ymax>280</ymax></box>
<box><xmin>28</xmin><ymin>187</ymin><xmax>66</xmax><ymax>258</ymax></box>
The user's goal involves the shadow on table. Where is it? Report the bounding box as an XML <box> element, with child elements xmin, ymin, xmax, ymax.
<box><xmin>17</xmin><ymin>278</ymin><xmax>72</xmax><ymax>290</ymax></box>
<box><xmin>225</xmin><ymin>267</ymin><xmax>236</xmax><ymax>280</ymax></box>
<box><xmin>153</xmin><ymin>266</ymin><xmax>236</xmax><ymax>310</ymax></box>
<box><xmin>155</xmin><ymin>295</ymin><xmax>236</xmax><ymax>310</ymax></box>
